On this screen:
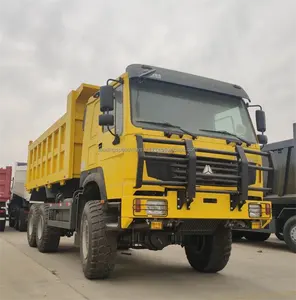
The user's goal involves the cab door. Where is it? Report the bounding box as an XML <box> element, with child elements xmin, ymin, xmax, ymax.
<box><xmin>98</xmin><ymin>82</ymin><xmax>124</xmax><ymax>162</ymax></box>
<box><xmin>97</xmin><ymin>82</ymin><xmax>126</xmax><ymax>199</ymax></box>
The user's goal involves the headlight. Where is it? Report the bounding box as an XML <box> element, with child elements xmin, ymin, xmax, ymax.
<box><xmin>249</xmin><ymin>204</ymin><xmax>261</xmax><ymax>218</ymax></box>
<box><xmin>146</xmin><ymin>200</ymin><xmax>167</xmax><ymax>216</ymax></box>
<box><xmin>133</xmin><ymin>199</ymin><xmax>168</xmax><ymax>216</ymax></box>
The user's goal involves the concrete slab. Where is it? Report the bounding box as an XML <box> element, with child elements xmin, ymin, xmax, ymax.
<box><xmin>1</xmin><ymin>227</ymin><xmax>296</xmax><ymax>300</ymax></box>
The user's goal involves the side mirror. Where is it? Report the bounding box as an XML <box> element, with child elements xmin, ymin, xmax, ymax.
<box><xmin>99</xmin><ymin>114</ymin><xmax>114</xmax><ymax>126</ymax></box>
<box><xmin>100</xmin><ymin>85</ymin><xmax>114</xmax><ymax>112</ymax></box>
<box><xmin>257</xmin><ymin>134</ymin><xmax>268</xmax><ymax>145</ymax></box>
<box><xmin>255</xmin><ymin>110</ymin><xmax>266</xmax><ymax>133</ymax></box>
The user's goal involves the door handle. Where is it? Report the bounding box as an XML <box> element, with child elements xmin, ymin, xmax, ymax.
<box><xmin>98</xmin><ymin>143</ymin><xmax>103</xmax><ymax>149</ymax></box>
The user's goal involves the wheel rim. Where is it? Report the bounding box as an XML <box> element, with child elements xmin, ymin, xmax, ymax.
<box><xmin>28</xmin><ymin>216</ymin><xmax>33</xmax><ymax>236</ymax></box>
<box><xmin>290</xmin><ymin>225</ymin><xmax>296</xmax><ymax>243</ymax></box>
<box><xmin>82</xmin><ymin>218</ymin><xmax>89</xmax><ymax>260</ymax></box>
<box><xmin>37</xmin><ymin>216</ymin><xmax>44</xmax><ymax>240</ymax></box>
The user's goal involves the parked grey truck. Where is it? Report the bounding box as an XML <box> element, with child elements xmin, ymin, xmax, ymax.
<box><xmin>232</xmin><ymin>123</ymin><xmax>296</xmax><ymax>253</ymax></box>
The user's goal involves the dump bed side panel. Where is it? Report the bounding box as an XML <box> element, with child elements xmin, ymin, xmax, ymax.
<box><xmin>263</xmin><ymin>123</ymin><xmax>296</xmax><ymax>198</ymax></box>
<box><xmin>26</xmin><ymin>84</ymin><xmax>99</xmax><ymax>191</ymax></box>
<box><xmin>0</xmin><ymin>166</ymin><xmax>12</xmax><ymax>202</ymax></box>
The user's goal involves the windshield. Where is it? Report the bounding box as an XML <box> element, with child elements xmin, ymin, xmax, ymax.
<box><xmin>130</xmin><ymin>78</ymin><xmax>257</xmax><ymax>144</ymax></box>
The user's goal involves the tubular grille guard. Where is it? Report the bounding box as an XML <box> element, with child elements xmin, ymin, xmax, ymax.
<box><xmin>134</xmin><ymin>135</ymin><xmax>275</xmax><ymax>210</ymax></box>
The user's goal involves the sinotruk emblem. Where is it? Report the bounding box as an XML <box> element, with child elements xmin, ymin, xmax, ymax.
<box><xmin>203</xmin><ymin>165</ymin><xmax>213</xmax><ymax>174</ymax></box>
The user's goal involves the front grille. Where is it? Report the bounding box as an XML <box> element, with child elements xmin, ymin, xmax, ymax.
<box><xmin>146</xmin><ymin>153</ymin><xmax>256</xmax><ymax>187</ymax></box>
<box><xmin>171</xmin><ymin>156</ymin><xmax>239</xmax><ymax>187</ymax></box>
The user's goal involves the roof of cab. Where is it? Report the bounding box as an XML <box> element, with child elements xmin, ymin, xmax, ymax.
<box><xmin>126</xmin><ymin>63</ymin><xmax>250</xmax><ymax>100</ymax></box>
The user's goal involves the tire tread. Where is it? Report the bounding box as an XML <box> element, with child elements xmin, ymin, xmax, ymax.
<box><xmin>36</xmin><ymin>204</ymin><xmax>60</xmax><ymax>253</ymax></box>
<box><xmin>81</xmin><ymin>200</ymin><xmax>117</xmax><ymax>279</ymax></box>
<box><xmin>185</xmin><ymin>225</ymin><xmax>232</xmax><ymax>273</ymax></box>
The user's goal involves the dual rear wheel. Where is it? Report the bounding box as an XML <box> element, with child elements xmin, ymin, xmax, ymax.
<box><xmin>27</xmin><ymin>204</ymin><xmax>60</xmax><ymax>252</ymax></box>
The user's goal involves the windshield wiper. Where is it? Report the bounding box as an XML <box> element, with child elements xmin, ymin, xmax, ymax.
<box><xmin>136</xmin><ymin>120</ymin><xmax>197</xmax><ymax>139</ymax></box>
<box><xmin>199</xmin><ymin>129</ymin><xmax>251</xmax><ymax>146</ymax></box>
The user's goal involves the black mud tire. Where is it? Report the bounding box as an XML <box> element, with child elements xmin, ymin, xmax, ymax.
<box><xmin>27</xmin><ymin>204</ymin><xmax>40</xmax><ymax>247</ymax></box>
<box><xmin>14</xmin><ymin>207</ymin><xmax>20</xmax><ymax>231</ymax></box>
<box><xmin>36</xmin><ymin>204</ymin><xmax>60</xmax><ymax>253</ymax></box>
<box><xmin>80</xmin><ymin>200</ymin><xmax>117</xmax><ymax>279</ymax></box>
<box><xmin>244</xmin><ymin>232</ymin><xmax>271</xmax><ymax>242</ymax></box>
<box><xmin>232</xmin><ymin>230</ymin><xmax>244</xmax><ymax>241</ymax></box>
<box><xmin>9</xmin><ymin>216</ymin><xmax>15</xmax><ymax>228</ymax></box>
<box><xmin>18</xmin><ymin>208</ymin><xmax>27</xmax><ymax>232</ymax></box>
<box><xmin>275</xmin><ymin>231</ymin><xmax>284</xmax><ymax>241</ymax></box>
<box><xmin>185</xmin><ymin>224</ymin><xmax>232</xmax><ymax>273</ymax></box>
<box><xmin>0</xmin><ymin>220</ymin><xmax>5</xmax><ymax>232</ymax></box>
<box><xmin>283</xmin><ymin>216</ymin><xmax>296</xmax><ymax>253</ymax></box>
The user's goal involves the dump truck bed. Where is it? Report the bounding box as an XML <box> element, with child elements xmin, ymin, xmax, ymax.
<box><xmin>263</xmin><ymin>123</ymin><xmax>296</xmax><ymax>204</ymax></box>
<box><xmin>0</xmin><ymin>166</ymin><xmax>12</xmax><ymax>202</ymax></box>
<box><xmin>26</xmin><ymin>83</ymin><xmax>99</xmax><ymax>191</ymax></box>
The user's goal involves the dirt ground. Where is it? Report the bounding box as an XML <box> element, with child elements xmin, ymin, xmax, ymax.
<box><xmin>1</xmin><ymin>226</ymin><xmax>296</xmax><ymax>300</ymax></box>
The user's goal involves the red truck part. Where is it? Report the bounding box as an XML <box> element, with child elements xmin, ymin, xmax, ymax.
<box><xmin>0</xmin><ymin>166</ymin><xmax>12</xmax><ymax>231</ymax></box>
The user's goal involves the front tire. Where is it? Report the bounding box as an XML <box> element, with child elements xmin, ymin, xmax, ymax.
<box><xmin>36</xmin><ymin>204</ymin><xmax>60</xmax><ymax>253</ymax></box>
<box><xmin>283</xmin><ymin>216</ymin><xmax>296</xmax><ymax>253</ymax></box>
<box><xmin>27</xmin><ymin>204</ymin><xmax>40</xmax><ymax>247</ymax></box>
<box><xmin>0</xmin><ymin>220</ymin><xmax>5</xmax><ymax>232</ymax></box>
<box><xmin>18</xmin><ymin>208</ymin><xmax>27</xmax><ymax>232</ymax></box>
<box><xmin>9</xmin><ymin>216</ymin><xmax>15</xmax><ymax>228</ymax></box>
<box><xmin>185</xmin><ymin>224</ymin><xmax>232</xmax><ymax>273</ymax></box>
<box><xmin>80</xmin><ymin>200</ymin><xmax>117</xmax><ymax>279</ymax></box>
<box><xmin>244</xmin><ymin>232</ymin><xmax>271</xmax><ymax>242</ymax></box>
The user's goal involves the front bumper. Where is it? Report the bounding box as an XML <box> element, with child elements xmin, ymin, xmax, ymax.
<box><xmin>121</xmin><ymin>193</ymin><xmax>272</xmax><ymax>228</ymax></box>
<box><xmin>120</xmin><ymin>135</ymin><xmax>275</xmax><ymax>229</ymax></box>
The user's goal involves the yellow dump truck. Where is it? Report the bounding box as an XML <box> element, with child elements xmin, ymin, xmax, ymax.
<box><xmin>25</xmin><ymin>64</ymin><xmax>274</xmax><ymax>279</ymax></box>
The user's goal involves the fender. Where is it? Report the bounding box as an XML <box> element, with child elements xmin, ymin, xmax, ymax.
<box><xmin>80</xmin><ymin>167</ymin><xmax>107</xmax><ymax>200</ymax></box>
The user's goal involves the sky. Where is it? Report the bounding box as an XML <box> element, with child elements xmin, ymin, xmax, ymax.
<box><xmin>0</xmin><ymin>0</ymin><xmax>295</xmax><ymax>167</ymax></box>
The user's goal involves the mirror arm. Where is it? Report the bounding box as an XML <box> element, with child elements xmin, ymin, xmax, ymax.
<box><xmin>247</xmin><ymin>104</ymin><xmax>262</xmax><ymax>110</ymax></box>
<box><xmin>107</xmin><ymin>126</ymin><xmax>120</xmax><ymax>145</ymax></box>
<box><xmin>107</xmin><ymin>78</ymin><xmax>124</xmax><ymax>85</ymax></box>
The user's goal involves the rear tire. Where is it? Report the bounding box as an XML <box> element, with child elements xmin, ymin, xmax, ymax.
<box><xmin>283</xmin><ymin>216</ymin><xmax>296</xmax><ymax>253</ymax></box>
<box><xmin>14</xmin><ymin>207</ymin><xmax>20</xmax><ymax>231</ymax></box>
<box><xmin>0</xmin><ymin>220</ymin><xmax>5</xmax><ymax>232</ymax></box>
<box><xmin>244</xmin><ymin>232</ymin><xmax>271</xmax><ymax>242</ymax></box>
<box><xmin>27</xmin><ymin>204</ymin><xmax>40</xmax><ymax>247</ymax></box>
<box><xmin>36</xmin><ymin>204</ymin><xmax>60</xmax><ymax>253</ymax></box>
<box><xmin>18</xmin><ymin>208</ymin><xmax>27</xmax><ymax>232</ymax></box>
<box><xmin>185</xmin><ymin>224</ymin><xmax>232</xmax><ymax>273</ymax></box>
<box><xmin>80</xmin><ymin>200</ymin><xmax>117</xmax><ymax>279</ymax></box>
<box><xmin>275</xmin><ymin>231</ymin><xmax>284</xmax><ymax>241</ymax></box>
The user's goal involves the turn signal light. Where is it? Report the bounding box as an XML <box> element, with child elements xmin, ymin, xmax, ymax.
<box><xmin>265</xmin><ymin>203</ymin><xmax>271</xmax><ymax>216</ymax></box>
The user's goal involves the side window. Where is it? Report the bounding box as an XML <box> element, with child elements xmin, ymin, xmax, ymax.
<box><xmin>102</xmin><ymin>84</ymin><xmax>123</xmax><ymax>135</ymax></box>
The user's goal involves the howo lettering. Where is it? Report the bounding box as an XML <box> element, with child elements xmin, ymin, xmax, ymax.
<box><xmin>25</xmin><ymin>64</ymin><xmax>274</xmax><ymax>279</ymax></box>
